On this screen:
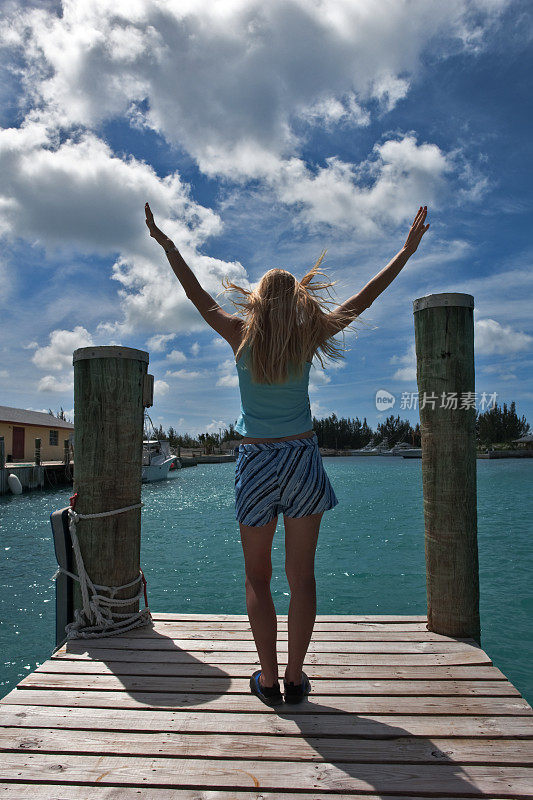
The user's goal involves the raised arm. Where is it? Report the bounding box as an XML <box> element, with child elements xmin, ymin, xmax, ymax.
<box><xmin>144</xmin><ymin>203</ymin><xmax>242</xmax><ymax>343</ymax></box>
<box><xmin>324</xmin><ymin>206</ymin><xmax>430</xmax><ymax>334</ymax></box>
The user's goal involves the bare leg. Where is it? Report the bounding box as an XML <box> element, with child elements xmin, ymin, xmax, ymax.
<box><xmin>240</xmin><ymin>515</ymin><xmax>279</xmax><ymax>687</ymax></box>
<box><xmin>283</xmin><ymin>511</ymin><xmax>323</xmax><ymax>684</ymax></box>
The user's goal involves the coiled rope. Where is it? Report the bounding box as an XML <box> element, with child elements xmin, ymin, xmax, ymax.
<box><xmin>52</xmin><ymin>493</ymin><xmax>152</xmax><ymax>639</ymax></box>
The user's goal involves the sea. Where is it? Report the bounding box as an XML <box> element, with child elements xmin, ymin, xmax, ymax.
<box><xmin>1</xmin><ymin>455</ymin><xmax>531</xmax><ymax>705</ymax></box>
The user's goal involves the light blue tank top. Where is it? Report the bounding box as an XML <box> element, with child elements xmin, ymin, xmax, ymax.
<box><xmin>235</xmin><ymin>341</ymin><xmax>313</xmax><ymax>437</ymax></box>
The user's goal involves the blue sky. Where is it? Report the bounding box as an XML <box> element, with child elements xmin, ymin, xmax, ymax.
<box><xmin>0</xmin><ymin>0</ymin><xmax>532</xmax><ymax>437</ymax></box>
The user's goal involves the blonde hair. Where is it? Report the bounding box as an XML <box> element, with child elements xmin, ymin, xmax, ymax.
<box><xmin>218</xmin><ymin>250</ymin><xmax>373</xmax><ymax>385</ymax></box>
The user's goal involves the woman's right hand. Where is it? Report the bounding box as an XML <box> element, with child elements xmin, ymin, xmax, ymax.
<box><xmin>145</xmin><ymin>202</ymin><xmax>172</xmax><ymax>248</ymax></box>
<box><xmin>403</xmin><ymin>206</ymin><xmax>430</xmax><ymax>255</ymax></box>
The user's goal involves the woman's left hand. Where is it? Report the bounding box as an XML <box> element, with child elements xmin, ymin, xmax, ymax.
<box><xmin>145</xmin><ymin>202</ymin><xmax>170</xmax><ymax>248</ymax></box>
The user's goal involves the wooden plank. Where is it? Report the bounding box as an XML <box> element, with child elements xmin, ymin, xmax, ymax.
<box><xmin>50</xmin><ymin>636</ymin><xmax>485</xmax><ymax>652</ymax></box>
<box><xmin>121</xmin><ymin>626</ymin><xmax>479</xmax><ymax>642</ymax></box>
<box><xmin>50</xmin><ymin>646</ymin><xmax>493</xmax><ymax>666</ymax></box>
<box><xmin>34</xmin><ymin>659</ymin><xmax>509</xmax><ymax>680</ymax></box>
<box><xmin>2</xmin><ymin>687</ymin><xmax>531</xmax><ymax>714</ymax></box>
<box><xmin>16</xmin><ymin>672</ymin><xmax>521</xmax><ymax>696</ymax></box>
<box><xmin>1</xmin><ymin>727</ymin><xmax>532</xmax><ymax>765</ymax></box>
<box><xmin>149</xmin><ymin>613</ymin><xmax>430</xmax><ymax>621</ymax></box>
<box><xmin>1</xmin><ymin>753</ymin><xmax>532</xmax><ymax>795</ymax></box>
<box><xmin>0</xmin><ymin>788</ymin><xmax>515</xmax><ymax>800</ymax></box>
<box><xmin>2</xmin><ymin>704</ymin><xmax>532</xmax><ymax>738</ymax></box>
<box><xmin>138</xmin><ymin>620</ymin><xmax>436</xmax><ymax>631</ymax></box>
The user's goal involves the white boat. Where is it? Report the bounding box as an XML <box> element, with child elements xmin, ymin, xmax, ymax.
<box><xmin>401</xmin><ymin>448</ymin><xmax>423</xmax><ymax>458</ymax></box>
<box><xmin>349</xmin><ymin>442</ymin><xmax>379</xmax><ymax>455</ymax></box>
<box><xmin>372</xmin><ymin>439</ymin><xmax>395</xmax><ymax>455</ymax></box>
<box><xmin>389</xmin><ymin>441</ymin><xmax>417</xmax><ymax>455</ymax></box>
<box><xmin>141</xmin><ymin>439</ymin><xmax>176</xmax><ymax>482</ymax></box>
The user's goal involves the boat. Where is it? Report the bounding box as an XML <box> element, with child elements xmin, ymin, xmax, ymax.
<box><xmin>401</xmin><ymin>448</ymin><xmax>423</xmax><ymax>458</ymax></box>
<box><xmin>141</xmin><ymin>411</ymin><xmax>179</xmax><ymax>482</ymax></box>
<box><xmin>141</xmin><ymin>439</ymin><xmax>176</xmax><ymax>482</ymax></box>
<box><xmin>371</xmin><ymin>440</ymin><xmax>421</xmax><ymax>456</ymax></box>
<box><xmin>372</xmin><ymin>439</ymin><xmax>396</xmax><ymax>455</ymax></box>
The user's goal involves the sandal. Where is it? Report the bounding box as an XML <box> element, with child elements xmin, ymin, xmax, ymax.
<box><xmin>250</xmin><ymin>670</ymin><xmax>284</xmax><ymax>706</ymax></box>
<box><xmin>283</xmin><ymin>671</ymin><xmax>311</xmax><ymax>704</ymax></box>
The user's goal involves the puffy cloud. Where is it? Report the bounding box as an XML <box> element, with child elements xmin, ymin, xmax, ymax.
<box><xmin>38</xmin><ymin>374</ymin><xmax>74</xmax><ymax>393</ymax></box>
<box><xmin>0</xmin><ymin>121</ymin><xmax>246</xmax><ymax>336</ymax></box>
<box><xmin>146</xmin><ymin>333</ymin><xmax>177</xmax><ymax>352</ymax></box>
<box><xmin>216</xmin><ymin>357</ymin><xmax>239</xmax><ymax>388</ymax></box>
<box><xmin>153</xmin><ymin>379</ymin><xmax>169</xmax><ymax>397</ymax></box>
<box><xmin>205</xmin><ymin>419</ymin><xmax>230</xmax><ymax>434</ymax></box>
<box><xmin>166</xmin><ymin>349</ymin><xmax>187</xmax><ymax>363</ymax></box>
<box><xmin>390</xmin><ymin>342</ymin><xmax>416</xmax><ymax>382</ymax></box>
<box><xmin>217</xmin><ymin>373</ymin><xmax>239</xmax><ymax>388</ymax></box>
<box><xmin>2</xmin><ymin>0</ymin><xmax>505</xmax><ymax>187</ymax></box>
<box><xmin>0</xmin><ymin>0</ymin><xmax>513</xmax><ymax>382</ymax></box>
<box><xmin>32</xmin><ymin>325</ymin><xmax>93</xmax><ymax>371</ymax></box>
<box><xmin>164</xmin><ymin>368</ymin><xmax>202</xmax><ymax>379</ymax></box>
<box><xmin>475</xmin><ymin>318</ymin><xmax>533</xmax><ymax>355</ymax></box>
<box><xmin>270</xmin><ymin>135</ymin><xmax>454</xmax><ymax>233</ymax></box>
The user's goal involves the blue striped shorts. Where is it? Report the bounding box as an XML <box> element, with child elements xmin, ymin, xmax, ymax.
<box><xmin>233</xmin><ymin>433</ymin><xmax>339</xmax><ymax>527</ymax></box>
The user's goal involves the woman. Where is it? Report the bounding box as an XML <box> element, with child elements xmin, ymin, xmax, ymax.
<box><xmin>145</xmin><ymin>202</ymin><xmax>430</xmax><ymax>706</ymax></box>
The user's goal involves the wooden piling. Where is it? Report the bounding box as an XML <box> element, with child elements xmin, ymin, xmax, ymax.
<box><xmin>34</xmin><ymin>438</ymin><xmax>41</xmax><ymax>467</ymax></box>
<box><xmin>71</xmin><ymin>346</ymin><xmax>149</xmax><ymax>619</ymax></box>
<box><xmin>413</xmin><ymin>293</ymin><xmax>480</xmax><ymax>644</ymax></box>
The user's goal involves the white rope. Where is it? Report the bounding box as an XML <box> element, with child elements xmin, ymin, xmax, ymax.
<box><xmin>51</xmin><ymin>502</ymin><xmax>152</xmax><ymax>639</ymax></box>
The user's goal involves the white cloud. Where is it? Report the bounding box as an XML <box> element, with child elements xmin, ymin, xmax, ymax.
<box><xmin>146</xmin><ymin>333</ymin><xmax>177</xmax><ymax>352</ymax></box>
<box><xmin>154</xmin><ymin>379</ymin><xmax>169</xmax><ymax>397</ymax></box>
<box><xmin>205</xmin><ymin>419</ymin><xmax>230</xmax><ymax>434</ymax></box>
<box><xmin>390</xmin><ymin>342</ymin><xmax>416</xmax><ymax>382</ymax></box>
<box><xmin>217</xmin><ymin>373</ymin><xmax>239</xmax><ymax>388</ymax></box>
<box><xmin>38</xmin><ymin>375</ymin><xmax>74</xmax><ymax>393</ymax></box>
<box><xmin>270</xmin><ymin>135</ymin><xmax>456</xmax><ymax>233</ymax></box>
<box><xmin>190</xmin><ymin>342</ymin><xmax>200</xmax><ymax>357</ymax></box>
<box><xmin>165</xmin><ymin>369</ymin><xmax>202</xmax><ymax>379</ymax></box>
<box><xmin>298</xmin><ymin>93</ymin><xmax>371</xmax><ymax>128</ymax></box>
<box><xmin>23</xmin><ymin>341</ymin><xmax>39</xmax><ymax>349</ymax></box>
<box><xmin>0</xmin><ymin>121</ymin><xmax>246</xmax><ymax>338</ymax></box>
<box><xmin>166</xmin><ymin>349</ymin><xmax>187</xmax><ymax>364</ymax></box>
<box><xmin>216</xmin><ymin>357</ymin><xmax>239</xmax><ymax>388</ymax></box>
<box><xmin>310</xmin><ymin>400</ymin><xmax>335</xmax><ymax>419</ymax></box>
<box><xmin>212</xmin><ymin>336</ymin><xmax>230</xmax><ymax>348</ymax></box>
<box><xmin>1</xmin><ymin>0</ymin><xmax>504</xmax><ymax>198</ymax></box>
<box><xmin>32</xmin><ymin>326</ymin><xmax>93</xmax><ymax>371</ymax></box>
<box><xmin>309</xmin><ymin>366</ymin><xmax>332</xmax><ymax>390</ymax></box>
<box><xmin>475</xmin><ymin>319</ymin><xmax>533</xmax><ymax>355</ymax></box>
<box><xmin>392</xmin><ymin>365</ymin><xmax>417</xmax><ymax>382</ymax></box>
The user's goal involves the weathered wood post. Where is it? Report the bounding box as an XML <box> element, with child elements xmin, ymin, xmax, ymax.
<box><xmin>34</xmin><ymin>438</ymin><xmax>41</xmax><ymax>466</ymax></box>
<box><xmin>72</xmin><ymin>346</ymin><xmax>151</xmax><ymax>619</ymax></box>
<box><xmin>413</xmin><ymin>293</ymin><xmax>480</xmax><ymax>644</ymax></box>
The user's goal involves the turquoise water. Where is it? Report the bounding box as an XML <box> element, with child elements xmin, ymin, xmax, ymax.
<box><xmin>1</xmin><ymin>456</ymin><xmax>531</xmax><ymax>705</ymax></box>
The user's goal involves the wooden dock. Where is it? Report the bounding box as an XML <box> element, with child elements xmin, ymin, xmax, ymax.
<box><xmin>1</xmin><ymin>612</ymin><xmax>532</xmax><ymax>797</ymax></box>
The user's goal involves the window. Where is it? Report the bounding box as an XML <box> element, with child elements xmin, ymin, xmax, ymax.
<box><xmin>49</xmin><ymin>429</ymin><xmax>58</xmax><ymax>446</ymax></box>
